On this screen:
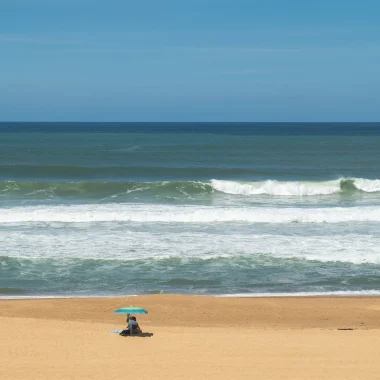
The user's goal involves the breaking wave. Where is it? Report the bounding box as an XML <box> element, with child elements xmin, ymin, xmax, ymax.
<box><xmin>1</xmin><ymin>178</ymin><xmax>380</xmax><ymax>201</ymax></box>
<box><xmin>210</xmin><ymin>178</ymin><xmax>380</xmax><ymax>196</ymax></box>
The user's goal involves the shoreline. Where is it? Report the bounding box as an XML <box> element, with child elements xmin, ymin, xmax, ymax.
<box><xmin>3</xmin><ymin>289</ymin><xmax>380</xmax><ymax>300</ymax></box>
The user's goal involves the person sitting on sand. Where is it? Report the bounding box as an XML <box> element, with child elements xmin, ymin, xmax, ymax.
<box><xmin>119</xmin><ymin>316</ymin><xmax>141</xmax><ymax>336</ymax></box>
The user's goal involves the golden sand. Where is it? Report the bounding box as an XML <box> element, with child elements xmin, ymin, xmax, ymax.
<box><xmin>1</xmin><ymin>295</ymin><xmax>380</xmax><ymax>379</ymax></box>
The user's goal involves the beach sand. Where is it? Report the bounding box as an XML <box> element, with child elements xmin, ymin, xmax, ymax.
<box><xmin>2</xmin><ymin>295</ymin><xmax>380</xmax><ymax>379</ymax></box>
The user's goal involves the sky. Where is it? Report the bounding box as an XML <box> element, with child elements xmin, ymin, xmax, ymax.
<box><xmin>1</xmin><ymin>0</ymin><xmax>380</xmax><ymax>122</ymax></box>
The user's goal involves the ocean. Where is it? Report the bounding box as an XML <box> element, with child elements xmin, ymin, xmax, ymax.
<box><xmin>1</xmin><ymin>122</ymin><xmax>380</xmax><ymax>298</ymax></box>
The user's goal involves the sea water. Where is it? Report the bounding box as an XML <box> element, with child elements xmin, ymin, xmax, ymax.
<box><xmin>1</xmin><ymin>122</ymin><xmax>380</xmax><ymax>298</ymax></box>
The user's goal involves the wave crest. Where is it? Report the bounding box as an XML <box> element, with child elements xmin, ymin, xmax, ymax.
<box><xmin>1</xmin><ymin>178</ymin><xmax>380</xmax><ymax>200</ymax></box>
<box><xmin>211</xmin><ymin>178</ymin><xmax>380</xmax><ymax>196</ymax></box>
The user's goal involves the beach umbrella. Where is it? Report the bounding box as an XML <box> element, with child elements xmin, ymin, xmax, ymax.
<box><xmin>114</xmin><ymin>306</ymin><xmax>148</xmax><ymax>314</ymax></box>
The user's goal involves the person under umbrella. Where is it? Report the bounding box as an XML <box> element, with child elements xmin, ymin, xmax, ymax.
<box><xmin>119</xmin><ymin>316</ymin><xmax>142</xmax><ymax>336</ymax></box>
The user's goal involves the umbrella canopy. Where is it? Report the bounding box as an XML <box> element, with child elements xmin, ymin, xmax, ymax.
<box><xmin>114</xmin><ymin>306</ymin><xmax>148</xmax><ymax>314</ymax></box>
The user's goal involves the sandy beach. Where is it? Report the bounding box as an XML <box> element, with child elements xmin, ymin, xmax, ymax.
<box><xmin>2</xmin><ymin>295</ymin><xmax>380</xmax><ymax>380</ymax></box>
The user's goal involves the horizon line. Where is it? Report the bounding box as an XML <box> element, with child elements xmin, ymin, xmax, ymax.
<box><xmin>1</xmin><ymin>121</ymin><xmax>380</xmax><ymax>124</ymax></box>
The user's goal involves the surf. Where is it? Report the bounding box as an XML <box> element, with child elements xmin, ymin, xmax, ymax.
<box><xmin>210</xmin><ymin>178</ymin><xmax>380</xmax><ymax>196</ymax></box>
<box><xmin>1</xmin><ymin>203</ymin><xmax>380</xmax><ymax>224</ymax></box>
<box><xmin>1</xmin><ymin>178</ymin><xmax>380</xmax><ymax>201</ymax></box>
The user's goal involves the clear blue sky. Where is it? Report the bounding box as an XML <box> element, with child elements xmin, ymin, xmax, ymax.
<box><xmin>1</xmin><ymin>0</ymin><xmax>379</xmax><ymax>121</ymax></box>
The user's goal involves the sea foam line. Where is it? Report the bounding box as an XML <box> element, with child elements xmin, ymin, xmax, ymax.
<box><xmin>2</xmin><ymin>290</ymin><xmax>380</xmax><ymax>300</ymax></box>
<box><xmin>211</xmin><ymin>178</ymin><xmax>380</xmax><ymax>196</ymax></box>
<box><xmin>2</xmin><ymin>231</ymin><xmax>380</xmax><ymax>264</ymax></box>
<box><xmin>1</xmin><ymin>204</ymin><xmax>380</xmax><ymax>224</ymax></box>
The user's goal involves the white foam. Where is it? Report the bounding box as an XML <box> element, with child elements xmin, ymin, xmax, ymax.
<box><xmin>2</xmin><ymin>290</ymin><xmax>380</xmax><ymax>300</ymax></box>
<box><xmin>211</xmin><ymin>179</ymin><xmax>342</xmax><ymax>196</ymax></box>
<box><xmin>2</xmin><ymin>229</ymin><xmax>380</xmax><ymax>264</ymax></box>
<box><xmin>353</xmin><ymin>178</ymin><xmax>380</xmax><ymax>193</ymax></box>
<box><xmin>211</xmin><ymin>178</ymin><xmax>380</xmax><ymax>196</ymax></box>
<box><xmin>1</xmin><ymin>203</ymin><xmax>380</xmax><ymax>224</ymax></box>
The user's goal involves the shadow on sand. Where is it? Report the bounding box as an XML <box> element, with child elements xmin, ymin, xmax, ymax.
<box><xmin>121</xmin><ymin>332</ymin><xmax>154</xmax><ymax>338</ymax></box>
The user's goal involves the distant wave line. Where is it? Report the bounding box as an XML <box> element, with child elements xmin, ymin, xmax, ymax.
<box><xmin>1</xmin><ymin>177</ymin><xmax>380</xmax><ymax>199</ymax></box>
